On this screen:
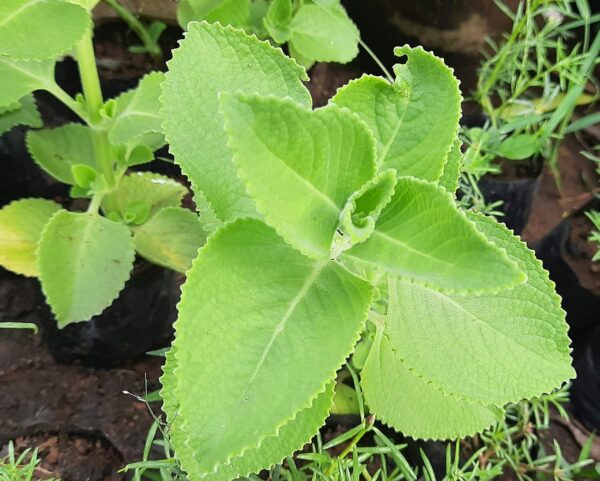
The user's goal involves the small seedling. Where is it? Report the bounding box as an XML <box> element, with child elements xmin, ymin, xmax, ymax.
<box><xmin>158</xmin><ymin>22</ymin><xmax>574</xmax><ymax>481</ymax></box>
<box><xmin>177</xmin><ymin>0</ymin><xmax>360</xmax><ymax>69</ymax></box>
<box><xmin>0</xmin><ymin>0</ymin><xmax>206</xmax><ymax>327</ymax></box>
<box><xmin>0</xmin><ymin>441</ymin><xmax>60</xmax><ymax>481</ymax></box>
<box><xmin>460</xmin><ymin>0</ymin><xmax>600</xmax><ymax>207</ymax></box>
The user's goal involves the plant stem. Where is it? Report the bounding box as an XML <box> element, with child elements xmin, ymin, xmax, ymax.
<box><xmin>45</xmin><ymin>84</ymin><xmax>89</xmax><ymax>123</ymax></box>
<box><xmin>102</xmin><ymin>0</ymin><xmax>163</xmax><ymax>61</ymax></box>
<box><xmin>75</xmin><ymin>31</ymin><xmax>116</xmax><ymax>188</ymax></box>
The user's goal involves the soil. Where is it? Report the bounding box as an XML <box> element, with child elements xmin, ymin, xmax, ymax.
<box><xmin>0</xmin><ymin>328</ymin><xmax>163</xmax><ymax>481</ymax></box>
<box><xmin>521</xmin><ymin>135</ymin><xmax>599</xmax><ymax>244</ymax></box>
<box><xmin>563</xmin><ymin>212</ymin><xmax>600</xmax><ymax>296</ymax></box>
<box><xmin>306</xmin><ymin>63</ymin><xmax>362</xmax><ymax>108</ymax></box>
<box><xmin>2</xmin><ymin>433</ymin><xmax>123</xmax><ymax>481</ymax></box>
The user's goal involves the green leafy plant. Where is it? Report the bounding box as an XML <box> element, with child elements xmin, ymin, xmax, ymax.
<box><xmin>0</xmin><ymin>441</ymin><xmax>60</xmax><ymax>481</ymax></box>
<box><xmin>459</xmin><ymin>0</ymin><xmax>600</xmax><ymax>207</ymax></box>
<box><xmin>158</xmin><ymin>21</ymin><xmax>574</xmax><ymax>480</ymax></box>
<box><xmin>176</xmin><ymin>0</ymin><xmax>360</xmax><ymax>69</ymax></box>
<box><xmin>102</xmin><ymin>0</ymin><xmax>166</xmax><ymax>60</ymax></box>
<box><xmin>0</xmin><ymin>0</ymin><xmax>206</xmax><ymax>327</ymax></box>
<box><xmin>585</xmin><ymin>210</ymin><xmax>600</xmax><ymax>262</ymax></box>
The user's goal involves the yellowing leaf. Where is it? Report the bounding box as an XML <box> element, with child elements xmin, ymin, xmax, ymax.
<box><xmin>0</xmin><ymin>199</ymin><xmax>61</xmax><ymax>277</ymax></box>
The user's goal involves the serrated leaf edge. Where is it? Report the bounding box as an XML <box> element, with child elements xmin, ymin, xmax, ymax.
<box><xmin>159</xmin><ymin>21</ymin><xmax>310</xmax><ymax>226</ymax></box>
<box><xmin>167</xmin><ymin>217</ymin><xmax>373</xmax><ymax>476</ymax></box>
<box><xmin>0</xmin><ymin>2</ymin><xmax>93</xmax><ymax>61</ymax></box>
<box><xmin>221</xmin><ymin>92</ymin><xmax>378</xmax><ymax>261</ymax></box>
<box><xmin>344</xmin><ymin>176</ymin><xmax>526</xmax><ymax>295</ymax></box>
<box><xmin>35</xmin><ymin>210</ymin><xmax>136</xmax><ymax>327</ymax></box>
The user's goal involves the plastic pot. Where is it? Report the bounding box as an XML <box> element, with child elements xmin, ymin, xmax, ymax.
<box><xmin>39</xmin><ymin>261</ymin><xmax>181</xmax><ymax>367</ymax></box>
<box><xmin>533</xmin><ymin>216</ymin><xmax>600</xmax><ymax>346</ymax></box>
<box><xmin>571</xmin><ymin>327</ymin><xmax>600</xmax><ymax>432</ymax></box>
<box><xmin>459</xmin><ymin>113</ymin><xmax>541</xmax><ymax>235</ymax></box>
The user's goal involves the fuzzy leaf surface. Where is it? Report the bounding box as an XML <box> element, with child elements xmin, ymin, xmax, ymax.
<box><xmin>0</xmin><ymin>57</ymin><xmax>54</xmax><ymax>108</ymax></box>
<box><xmin>0</xmin><ymin>0</ymin><xmax>90</xmax><ymax>60</ymax></box>
<box><xmin>288</xmin><ymin>2</ymin><xmax>358</xmax><ymax>64</ymax></box>
<box><xmin>0</xmin><ymin>94</ymin><xmax>42</xmax><ymax>135</ymax></box>
<box><xmin>332</xmin><ymin>47</ymin><xmax>461</xmax><ymax>180</ymax></box>
<box><xmin>37</xmin><ymin>211</ymin><xmax>135</xmax><ymax>326</ymax></box>
<box><xmin>362</xmin><ymin>328</ymin><xmax>497</xmax><ymax>439</ymax></box>
<box><xmin>133</xmin><ymin>207</ymin><xmax>205</xmax><ymax>273</ymax></box>
<box><xmin>170</xmin><ymin>219</ymin><xmax>372</xmax><ymax>475</ymax></box>
<box><xmin>26</xmin><ymin>123</ymin><xmax>96</xmax><ymax>184</ymax></box>
<box><xmin>161</xmin><ymin>21</ymin><xmax>311</xmax><ymax>223</ymax></box>
<box><xmin>386</xmin><ymin>213</ymin><xmax>574</xmax><ymax>406</ymax></box>
<box><xmin>109</xmin><ymin>72</ymin><xmax>165</xmax><ymax>148</ymax></box>
<box><xmin>101</xmin><ymin>172</ymin><xmax>187</xmax><ymax>221</ymax></box>
<box><xmin>343</xmin><ymin>177</ymin><xmax>524</xmax><ymax>292</ymax></box>
<box><xmin>220</xmin><ymin>93</ymin><xmax>376</xmax><ymax>259</ymax></box>
<box><xmin>163</xmin><ymin>347</ymin><xmax>335</xmax><ymax>481</ymax></box>
<box><xmin>0</xmin><ymin>199</ymin><xmax>61</xmax><ymax>277</ymax></box>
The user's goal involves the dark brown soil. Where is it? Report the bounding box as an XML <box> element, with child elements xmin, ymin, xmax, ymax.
<box><xmin>2</xmin><ymin>433</ymin><xmax>123</xmax><ymax>481</ymax></box>
<box><xmin>0</xmin><ymin>327</ymin><xmax>163</xmax><ymax>480</ymax></box>
<box><xmin>306</xmin><ymin>63</ymin><xmax>363</xmax><ymax>108</ymax></box>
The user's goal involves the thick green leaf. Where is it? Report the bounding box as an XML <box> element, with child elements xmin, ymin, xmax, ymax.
<box><xmin>438</xmin><ymin>138</ymin><xmax>462</xmax><ymax>194</ymax></box>
<box><xmin>332</xmin><ymin>47</ymin><xmax>461</xmax><ymax>180</ymax></box>
<box><xmin>343</xmin><ymin>177</ymin><xmax>524</xmax><ymax>293</ymax></box>
<box><xmin>0</xmin><ymin>57</ymin><xmax>55</xmax><ymax>108</ymax></box>
<box><xmin>37</xmin><ymin>211</ymin><xmax>135</xmax><ymax>326</ymax></box>
<box><xmin>101</xmin><ymin>172</ymin><xmax>187</xmax><ymax>222</ymax></box>
<box><xmin>0</xmin><ymin>0</ymin><xmax>91</xmax><ymax>60</ymax></box>
<box><xmin>362</xmin><ymin>328</ymin><xmax>498</xmax><ymax>439</ymax></box>
<box><xmin>177</xmin><ymin>0</ymin><xmax>251</xmax><ymax>29</ymax></box>
<box><xmin>161</xmin><ymin>21</ymin><xmax>311</xmax><ymax>223</ymax></box>
<box><xmin>264</xmin><ymin>0</ymin><xmax>293</xmax><ymax>44</ymax></box>
<box><xmin>339</xmin><ymin>169</ymin><xmax>397</xmax><ymax>245</ymax></box>
<box><xmin>108</xmin><ymin>72</ymin><xmax>165</xmax><ymax>148</ymax></box>
<box><xmin>163</xmin><ymin>347</ymin><xmax>335</xmax><ymax>481</ymax></box>
<box><xmin>26</xmin><ymin>123</ymin><xmax>97</xmax><ymax>184</ymax></box>
<box><xmin>169</xmin><ymin>219</ymin><xmax>372</xmax><ymax>475</ymax></box>
<box><xmin>0</xmin><ymin>94</ymin><xmax>42</xmax><ymax>135</ymax></box>
<box><xmin>220</xmin><ymin>93</ymin><xmax>376</xmax><ymax>259</ymax></box>
<box><xmin>385</xmin><ymin>213</ymin><xmax>574</xmax><ymax>406</ymax></box>
<box><xmin>133</xmin><ymin>207</ymin><xmax>206</xmax><ymax>273</ymax></box>
<box><xmin>288</xmin><ymin>2</ymin><xmax>358</xmax><ymax>64</ymax></box>
<box><xmin>0</xmin><ymin>198</ymin><xmax>61</xmax><ymax>277</ymax></box>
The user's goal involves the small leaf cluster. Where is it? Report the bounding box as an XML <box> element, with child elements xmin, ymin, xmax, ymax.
<box><xmin>159</xmin><ymin>22</ymin><xmax>574</xmax><ymax>481</ymax></box>
<box><xmin>0</xmin><ymin>0</ymin><xmax>206</xmax><ymax>327</ymax></box>
<box><xmin>177</xmin><ymin>0</ymin><xmax>359</xmax><ymax>69</ymax></box>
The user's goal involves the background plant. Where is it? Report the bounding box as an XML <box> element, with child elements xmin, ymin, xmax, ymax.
<box><xmin>177</xmin><ymin>0</ymin><xmax>360</xmax><ymax>69</ymax></box>
<box><xmin>459</xmin><ymin>0</ymin><xmax>600</xmax><ymax>211</ymax></box>
<box><xmin>0</xmin><ymin>0</ymin><xmax>206</xmax><ymax>327</ymax></box>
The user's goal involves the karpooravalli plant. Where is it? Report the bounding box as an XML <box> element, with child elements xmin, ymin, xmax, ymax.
<box><xmin>159</xmin><ymin>22</ymin><xmax>574</xmax><ymax>481</ymax></box>
<box><xmin>0</xmin><ymin>0</ymin><xmax>205</xmax><ymax>327</ymax></box>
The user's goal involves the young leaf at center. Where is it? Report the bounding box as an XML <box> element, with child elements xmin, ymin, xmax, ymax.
<box><xmin>220</xmin><ymin>93</ymin><xmax>376</xmax><ymax>259</ymax></box>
